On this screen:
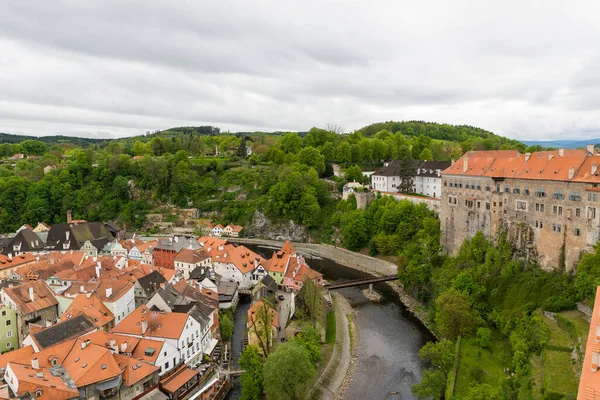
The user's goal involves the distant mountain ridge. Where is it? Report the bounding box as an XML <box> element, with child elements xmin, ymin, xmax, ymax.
<box><xmin>521</xmin><ymin>138</ymin><xmax>600</xmax><ymax>149</ymax></box>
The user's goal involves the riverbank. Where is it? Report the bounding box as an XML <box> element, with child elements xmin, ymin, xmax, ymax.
<box><xmin>232</xmin><ymin>237</ymin><xmax>436</xmax><ymax>338</ymax></box>
<box><xmin>307</xmin><ymin>292</ymin><xmax>358</xmax><ymax>400</ymax></box>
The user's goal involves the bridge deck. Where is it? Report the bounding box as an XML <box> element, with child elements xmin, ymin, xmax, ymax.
<box><xmin>325</xmin><ymin>275</ymin><xmax>397</xmax><ymax>290</ymax></box>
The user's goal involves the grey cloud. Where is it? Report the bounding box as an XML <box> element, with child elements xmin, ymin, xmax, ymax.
<box><xmin>2</xmin><ymin>0</ymin><xmax>600</xmax><ymax>140</ymax></box>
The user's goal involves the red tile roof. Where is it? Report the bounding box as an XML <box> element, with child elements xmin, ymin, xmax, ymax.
<box><xmin>6</xmin><ymin>362</ymin><xmax>79</xmax><ymax>399</ymax></box>
<box><xmin>110</xmin><ymin>305</ymin><xmax>189</xmax><ymax>339</ymax></box>
<box><xmin>61</xmin><ymin>293</ymin><xmax>114</xmax><ymax>328</ymax></box>
<box><xmin>160</xmin><ymin>365</ymin><xmax>198</xmax><ymax>393</ymax></box>
<box><xmin>3</xmin><ymin>281</ymin><xmax>58</xmax><ymax>314</ymax></box>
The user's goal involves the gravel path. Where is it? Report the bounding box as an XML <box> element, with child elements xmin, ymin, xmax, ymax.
<box><xmin>308</xmin><ymin>292</ymin><xmax>358</xmax><ymax>400</ymax></box>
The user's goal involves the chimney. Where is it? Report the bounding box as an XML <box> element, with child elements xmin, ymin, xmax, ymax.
<box><xmin>65</xmin><ymin>231</ymin><xmax>70</xmax><ymax>241</ymax></box>
<box><xmin>463</xmin><ymin>157</ymin><xmax>468</xmax><ymax>173</ymax></box>
<box><xmin>593</xmin><ymin>163</ymin><xmax>598</xmax><ymax>176</ymax></box>
<box><xmin>549</xmin><ymin>154</ymin><xmax>554</xmax><ymax>160</ymax></box>
<box><xmin>588</xmin><ymin>144</ymin><xmax>595</xmax><ymax>155</ymax></box>
<box><xmin>141</xmin><ymin>315</ymin><xmax>148</xmax><ymax>334</ymax></box>
<box><xmin>67</xmin><ymin>210</ymin><xmax>72</xmax><ymax>224</ymax></box>
<box><xmin>95</xmin><ymin>263</ymin><xmax>101</xmax><ymax>278</ymax></box>
<box><xmin>559</xmin><ymin>148</ymin><xmax>565</xmax><ymax>157</ymax></box>
<box><xmin>123</xmin><ymin>222</ymin><xmax>127</xmax><ymax>235</ymax></box>
<box><xmin>450</xmin><ymin>158</ymin><xmax>455</xmax><ymax>166</ymax></box>
<box><xmin>81</xmin><ymin>340</ymin><xmax>88</xmax><ymax>350</ymax></box>
<box><xmin>86</xmin><ymin>292</ymin><xmax>92</xmax><ymax>299</ymax></box>
<box><xmin>569</xmin><ymin>166</ymin><xmax>575</xmax><ymax>180</ymax></box>
<box><xmin>31</xmin><ymin>358</ymin><xmax>39</xmax><ymax>370</ymax></box>
<box><xmin>174</xmin><ymin>236</ymin><xmax>179</xmax><ymax>243</ymax></box>
<box><xmin>29</xmin><ymin>287</ymin><xmax>34</xmax><ymax>302</ymax></box>
<box><xmin>593</xmin><ymin>350</ymin><xmax>599</xmax><ymax>372</ymax></box>
<box><xmin>109</xmin><ymin>339</ymin><xmax>117</xmax><ymax>351</ymax></box>
<box><xmin>120</xmin><ymin>342</ymin><xmax>127</xmax><ymax>353</ymax></box>
<box><xmin>45</xmin><ymin>319</ymin><xmax>52</xmax><ymax>327</ymax></box>
<box><xmin>79</xmin><ymin>285</ymin><xmax>84</xmax><ymax>292</ymax></box>
<box><xmin>7</xmin><ymin>253</ymin><xmax>11</xmax><ymax>261</ymax></box>
<box><xmin>106</xmin><ymin>287</ymin><xmax>112</xmax><ymax>298</ymax></box>
<box><xmin>525</xmin><ymin>153</ymin><xmax>531</xmax><ymax>162</ymax></box>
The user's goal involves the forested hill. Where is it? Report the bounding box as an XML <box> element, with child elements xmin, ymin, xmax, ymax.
<box><xmin>357</xmin><ymin>120</ymin><xmax>525</xmax><ymax>149</ymax></box>
<box><xmin>0</xmin><ymin>132</ymin><xmax>107</xmax><ymax>147</ymax></box>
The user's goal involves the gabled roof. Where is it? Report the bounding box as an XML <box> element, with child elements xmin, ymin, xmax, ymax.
<box><xmin>0</xmin><ymin>229</ymin><xmax>45</xmax><ymax>255</ymax></box>
<box><xmin>174</xmin><ymin>248</ymin><xmax>211</xmax><ymax>264</ymax></box>
<box><xmin>130</xmin><ymin>337</ymin><xmax>166</xmax><ymax>364</ymax></box>
<box><xmin>45</xmin><ymin>222</ymin><xmax>114</xmax><ymax>251</ymax></box>
<box><xmin>113</xmin><ymin>353</ymin><xmax>159</xmax><ymax>386</ymax></box>
<box><xmin>94</xmin><ymin>279</ymin><xmax>134</xmax><ymax>303</ymax></box>
<box><xmin>137</xmin><ymin>271</ymin><xmax>167</xmax><ymax>297</ymax></box>
<box><xmin>30</xmin><ymin>314</ymin><xmax>96</xmax><ymax>350</ymax></box>
<box><xmin>154</xmin><ymin>237</ymin><xmax>201</xmax><ymax>252</ymax></box>
<box><xmin>110</xmin><ymin>305</ymin><xmax>190</xmax><ymax>340</ymax></box>
<box><xmin>60</xmin><ymin>338</ymin><xmax>122</xmax><ymax>387</ymax></box>
<box><xmin>258</xmin><ymin>274</ymin><xmax>278</xmax><ymax>292</ymax></box>
<box><xmin>0</xmin><ymin>253</ymin><xmax>35</xmax><ymax>270</ymax></box>
<box><xmin>0</xmin><ymin>345</ymin><xmax>34</xmax><ymax>371</ymax></box>
<box><xmin>5</xmin><ymin>363</ymin><xmax>79</xmax><ymax>399</ymax></box>
<box><xmin>61</xmin><ymin>293</ymin><xmax>114</xmax><ymax>329</ymax></box>
<box><xmin>3</xmin><ymin>281</ymin><xmax>58</xmax><ymax>315</ymax></box>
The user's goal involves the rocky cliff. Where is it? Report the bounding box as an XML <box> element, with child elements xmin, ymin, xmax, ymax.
<box><xmin>245</xmin><ymin>211</ymin><xmax>308</xmax><ymax>241</ymax></box>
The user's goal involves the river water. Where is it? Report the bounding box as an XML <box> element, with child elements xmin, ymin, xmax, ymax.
<box><xmin>225</xmin><ymin>246</ymin><xmax>433</xmax><ymax>400</ymax></box>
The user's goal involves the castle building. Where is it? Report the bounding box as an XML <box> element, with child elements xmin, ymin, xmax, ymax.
<box><xmin>440</xmin><ymin>146</ymin><xmax>600</xmax><ymax>271</ymax></box>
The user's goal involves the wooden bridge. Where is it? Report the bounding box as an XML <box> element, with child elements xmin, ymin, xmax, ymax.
<box><xmin>324</xmin><ymin>275</ymin><xmax>397</xmax><ymax>290</ymax></box>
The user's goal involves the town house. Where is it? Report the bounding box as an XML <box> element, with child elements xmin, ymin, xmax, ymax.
<box><xmin>1</xmin><ymin>281</ymin><xmax>58</xmax><ymax>345</ymax></box>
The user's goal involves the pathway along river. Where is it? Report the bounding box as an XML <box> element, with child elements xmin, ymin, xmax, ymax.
<box><xmin>226</xmin><ymin>246</ymin><xmax>434</xmax><ymax>400</ymax></box>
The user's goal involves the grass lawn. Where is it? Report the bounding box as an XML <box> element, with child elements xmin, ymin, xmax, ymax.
<box><xmin>539</xmin><ymin>311</ymin><xmax>573</xmax><ymax>349</ymax></box>
<box><xmin>454</xmin><ymin>335</ymin><xmax>511</xmax><ymax>398</ymax></box>
<box><xmin>326</xmin><ymin>311</ymin><xmax>336</xmax><ymax>344</ymax></box>
<box><xmin>542</xmin><ymin>349</ymin><xmax>578</xmax><ymax>396</ymax></box>
<box><xmin>559</xmin><ymin>309</ymin><xmax>590</xmax><ymax>346</ymax></box>
<box><xmin>530</xmin><ymin>354</ymin><xmax>544</xmax><ymax>400</ymax></box>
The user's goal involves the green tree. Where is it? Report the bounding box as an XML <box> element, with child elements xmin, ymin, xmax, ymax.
<box><xmin>220</xmin><ymin>312</ymin><xmax>234</xmax><ymax>341</ymax></box>
<box><xmin>464</xmin><ymin>383</ymin><xmax>502</xmax><ymax>400</ymax></box>
<box><xmin>476</xmin><ymin>327</ymin><xmax>492</xmax><ymax>348</ymax></box>
<box><xmin>344</xmin><ymin>165</ymin><xmax>363</xmax><ymax>183</ymax></box>
<box><xmin>290</xmin><ymin>327</ymin><xmax>321</xmax><ymax>364</ymax></box>
<box><xmin>342</xmin><ymin>210</ymin><xmax>368</xmax><ymax>251</ymax></box>
<box><xmin>281</xmin><ymin>133</ymin><xmax>302</xmax><ymax>154</ymax></box>
<box><xmin>398</xmin><ymin>157</ymin><xmax>415</xmax><ymax>194</ymax></box>
<box><xmin>297</xmin><ymin>147</ymin><xmax>325</xmax><ymax>175</ymax></box>
<box><xmin>238</xmin><ymin>138</ymin><xmax>248</xmax><ymax>157</ymax></box>
<box><xmin>411</xmin><ymin>369</ymin><xmax>446</xmax><ymax>400</ymax></box>
<box><xmin>419</xmin><ymin>148</ymin><xmax>433</xmax><ymax>160</ymax></box>
<box><xmin>435</xmin><ymin>288</ymin><xmax>482</xmax><ymax>338</ymax></box>
<box><xmin>263</xmin><ymin>341</ymin><xmax>316</xmax><ymax>400</ymax></box>
<box><xmin>336</xmin><ymin>141</ymin><xmax>351</xmax><ymax>164</ymax></box>
<box><xmin>418</xmin><ymin>340</ymin><xmax>455</xmax><ymax>379</ymax></box>
<box><xmin>239</xmin><ymin>346</ymin><xmax>264</xmax><ymax>400</ymax></box>
<box><xmin>20</xmin><ymin>140</ymin><xmax>47</xmax><ymax>156</ymax></box>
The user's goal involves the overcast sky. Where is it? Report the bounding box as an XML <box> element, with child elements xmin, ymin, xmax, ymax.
<box><xmin>2</xmin><ymin>1</ymin><xmax>600</xmax><ymax>141</ymax></box>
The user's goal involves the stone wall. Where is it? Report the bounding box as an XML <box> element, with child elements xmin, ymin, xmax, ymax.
<box><xmin>375</xmin><ymin>191</ymin><xmax>441</xmax><ymax>214</ymax></box>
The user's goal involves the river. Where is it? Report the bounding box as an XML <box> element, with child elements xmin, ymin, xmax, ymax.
<box><xmin>225</xmin><ymin>246</ymin><xmax>434</xmax><ymax>399</ymax></box>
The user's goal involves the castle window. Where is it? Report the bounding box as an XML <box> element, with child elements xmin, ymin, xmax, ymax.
<box><xmin>553</xmin><ymin>190</ymin><xmax>564</xmax><ymax>200</ymax></box>
<box><xmin>536</xmin><ymin>189</ymin><xmax>547</xmax><ymax>197</ymax></box>
<box><xmin>486</xmin><ymin>203</ymin><xmax>491</xmax><ymax>210</ymax></box>
<box><xmin>516</xmin><ymin>201</ymin><xmax>527</xmax><ymax>211</ymax></box>
<box><xmin>552</xmin><ymin>224</ymin><xmax>562</xmax><ymax>233</ymax></box>
<box><xmin>505</xmin><ymin>185</ymin><xmax>510</xmax><ymax>193</ymax></box>
<box><xmin>575</xmin><ymin>228</ymin><xmax>581</xmax><ymax>236</ymax></box>
<box><xmin>513</xmin><ymin>188</ymin><xmax>520</xmax><ymax>194</ymax></box>
<box><xmin>576</xmin><ymin>208</ymin><xmax>581</xmax><ymax>217</ymax></box>
<box><xmin>485</xmin><ymin>185</ymin><xmax>490</xmax><ymax>192</ymax></box>
<box><xmin>553</xmin><ymin>205</ymin><xmax>563</xmax><ymax>215</ymax></box>
<box><xmin>569</xmin><ymin>192</ymin><xmax>582</xmax><ymax>201</ymax></box>
<box><xmin>589</xmin><ymin>207</ymin><xmax>597</xmax><ymax>219</ymax></box>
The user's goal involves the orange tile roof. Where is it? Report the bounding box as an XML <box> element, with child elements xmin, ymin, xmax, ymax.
<box><xmin>3</xmin><ymin>281</ymin><xmax>58</xmax><ymax>314</ymax></box>
<box><xmin>6</xmin><ymin>362</ymin><xmax>79</xmax><ymax>399</ymax></box>
<box><xmin>160</xmin><ymin>365</ymin><xmax>198</xmax><ymax>393</ymax></box>
<box><xmin>0</xmin><ymin>345</ymin><xmax>34</xmax><ymax>370</ymax></box>
<box><xmin>113</xmin><ymin>353</ymin><xmax>159</xmax><ymax>386</ymax></box>
<box><xmin>247</xmin><ymin>300</ymin><xmax>278</xmax><ymax>329</ymax></box>
<box><xmin>197</xmin><ymin>236</ymin><xmax>228</xmax><ymax>248</ymax></box>
<box><xmin>120</xmin><ymin>239</ymin><xmax>146</xmax><ymax>251</ymax></box>
<box><xmin>130</xmin><ymin>337</ymin><xmax>166</xmax><ymax>364</ymax></box>
<box><xmin>578</xmin><ymin>286</ymin><xmax>600</xmax><ymax>398</ymax></box>
<box><xmin>209</xmin><ymin>244</ymin><xmax>264</xmax><ymax>274</ymax></box>
<box><xmin>291</xmin><ymin>263</ymin><xmax>322</xmax><ymax>283</ymax></box>
<box><xmin>95</xmin><ymin>279</ymin><xmax>134</xmax><ymax>302</ymax></box>
<box><xmin>0</xmin><ymin>253</ymin><xmax>35</xmax><ymax>270</ymax></box>
<box><xmin>174</xmin><ymin>248</ymin><xmax>211</xmax><ymax>264</ymax></box>
<box><xmin>443</xmin><ymin>149</ymin><xmax>600</xmax><ymax>184</ymax></box>
<box><xmin>110</xmin><ymin>305</ymin><xmax>189</xmax><ymax>339</ymax></box>
<box><xmin>60</xmin><ymin>338</ymin><xmax>122</xmax><ymax>387</ymax></box>
<box><xmin>61</xmin><ymin>293</ymin><xmax>114</xmax><ymax>328</ymax></box>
